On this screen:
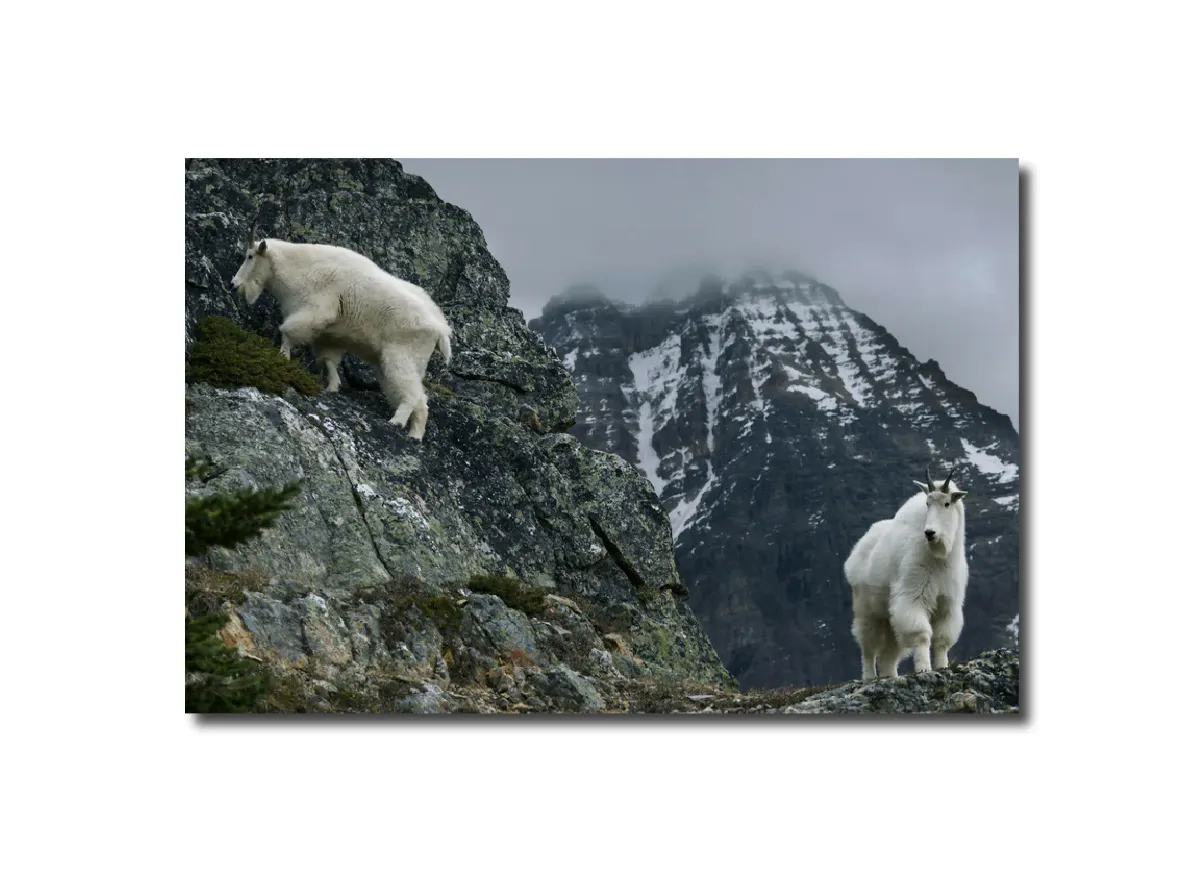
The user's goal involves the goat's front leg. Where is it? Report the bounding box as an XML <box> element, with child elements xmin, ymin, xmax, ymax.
<box><xmin>931</xmin><ymin>607</ymin><xmax>964</xmax><ymax>671</ymax></box>
<box><xmin>877</xmin><ymin>634</ymin><xmax>902</xmax><ymax>678</ymax></box>
<box><xmin>909</xmin><ymin>641</ymin><xmax>932</xmax><ymax>673</ymax></box>
<box><xmin>890</xmin><ymin>603</ymin><xmax>933</xmax><ymax>674</ymax></box>
<box><xmin>279</xmin><ymin>307</ymin><xmax>336</xmax><ymax>359</ymax></box>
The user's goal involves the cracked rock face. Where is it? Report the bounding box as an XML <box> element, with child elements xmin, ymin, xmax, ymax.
<box><xmin>184</xmin><ymin>159</ymin><xmax>733</xmax><ymax>712</ymax></box>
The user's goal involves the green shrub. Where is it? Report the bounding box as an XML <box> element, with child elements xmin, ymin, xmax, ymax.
<box><xmin>185</xmin><ymin>458</ymin><xmax>302</xmax><ymax>557</ymax></box>
<box><xmin>186</xmin><ymin>315</ymin><xmax>323</xmax><ymax>396</ymax></box>
<box><xmin>380</xmin><ymin>586</ymin><xmax>464</xmax><ymax>643</ymax></box>
<box><xmin>185</xmin><ymin>611</ymin><xmax>269</xmax><ymax>713</ymax></box>
<box><xmin>467</xmin><ymin>574</ymin><xmax>547</xmax><ymax>616</ymax></box>
<box><xmin>185</xmin><ymin>455</ymin><xmax>301</xmax><ymax>714</ymax></box>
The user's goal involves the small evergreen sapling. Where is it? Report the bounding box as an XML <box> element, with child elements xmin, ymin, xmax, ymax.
<box><xmin>185</xmin><ymin>458</ymin><xmax>301</xmax><ymax>557</ymax></box>
<box><xmin>184</xmin><ymin>457</ymin><xmax>301</xmax><ymax>713</ymax></box>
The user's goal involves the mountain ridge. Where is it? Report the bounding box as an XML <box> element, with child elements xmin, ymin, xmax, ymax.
<box><xmin>531</xmin><ymin>270</ymin><xmax>1020</xmax><ymax>689</ymax></box>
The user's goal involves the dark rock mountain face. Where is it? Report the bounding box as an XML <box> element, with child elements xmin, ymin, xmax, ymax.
<box><xmin>184</xmin><ymin>159</ymin><xmax>734</xmax><ymax>712</ymax></box>
<box><xmin>532</xmin><ymin>273</ymin><xmax>1020</xmax><ymax>690</ymax></box>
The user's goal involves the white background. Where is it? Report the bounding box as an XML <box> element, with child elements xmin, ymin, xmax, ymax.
<box><xmin>1</xmin><ymin>1</ymin><xmax>1200</xmax><ymax>869</ymax></box>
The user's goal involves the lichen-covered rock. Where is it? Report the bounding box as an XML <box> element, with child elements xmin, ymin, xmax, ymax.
<box><xmin>185</xmin><ymin>159</ymin><xmax>735</xmax><ymax>713</ymax></box>
<box><xmin>609</xmin><ymin>648</ymin><xmax>1020</xmax><ymax>716</ymax></box>
<box><xmin>532</xmin><ymin>664</ymin><xmax>605</xmax><ymax>713</ymax></box>
<box><xmin>394</xmin><ymin>684</ymin><xmax>455</xmax><ymax>714</ymax></box>
<box><xmin>777</xmin><ymin>647</ymin><xmax>1020</xmax><ymax>714</ymax></box>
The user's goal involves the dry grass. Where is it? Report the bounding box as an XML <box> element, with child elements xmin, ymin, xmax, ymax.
<box><xmin>185</xmin><ymin>566</ymin><xmax>269</xmax><ymax>617</ymax></box>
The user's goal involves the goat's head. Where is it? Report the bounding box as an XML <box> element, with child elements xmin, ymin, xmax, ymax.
<box><xmin>230</xmin><ymin>227</ymin><xmax>271</xmax><ymax>305</ymax></box>
<box><xmin>911</xmin><ymin>464</ymin><xmax>967</xmax><ymax>554</ymax></box>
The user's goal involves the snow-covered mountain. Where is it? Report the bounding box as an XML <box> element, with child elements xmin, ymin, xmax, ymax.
<box><xmin>531</xmin><ymin>271</ymin><xmax>1020</xmax><ymax>690</ymax></box>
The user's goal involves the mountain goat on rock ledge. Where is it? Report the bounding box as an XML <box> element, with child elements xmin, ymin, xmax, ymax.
<box><xmin>844</xmin><ymin>465</ymin><xmax>969</xmax><ymax>680</ymax></box>
<box><xmin>230</xmin><ymin>230</ymin><xmax>453</xmax><ymax>440</ymax></box>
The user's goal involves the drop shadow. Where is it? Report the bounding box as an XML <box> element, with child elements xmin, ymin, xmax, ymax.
<box><xmin>190</xmin><ymin>161</ymin><xmax>1031</xmax><ymax>730</ymax></box>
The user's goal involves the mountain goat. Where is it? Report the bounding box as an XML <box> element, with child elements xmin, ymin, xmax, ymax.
<box><xmin>844</xmin><ymin>465</ymin><xmax>969</xmax><ymax>680</ymax></box>
<box><xmin>230</xmin><ymin>230</ymin><xmax>453</xmax><ymax>440</ymax></box>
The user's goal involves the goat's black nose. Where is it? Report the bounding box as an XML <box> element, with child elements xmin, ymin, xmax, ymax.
<box><xmin>924</xmin><ymin>529</ymin><xmax>936</xmax><ymax>541</ymax></box>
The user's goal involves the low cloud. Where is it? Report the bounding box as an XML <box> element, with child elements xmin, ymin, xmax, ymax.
<box><xmin>402</xmin><ymin>158</ymin><xmax>1019</xmax><ymax>428</ymax></box>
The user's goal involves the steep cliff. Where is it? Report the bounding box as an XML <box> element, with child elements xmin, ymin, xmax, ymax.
<box><xmin>184</xmin><ymin>159</ymin><xmax>733</xmax><ymax>713</ymax></box>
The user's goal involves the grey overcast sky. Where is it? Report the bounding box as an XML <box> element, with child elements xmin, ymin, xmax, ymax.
<box><xmin>401</xmin><ymin>159</ymin><xmax>1020</xmax><ymax>429</ymax></box>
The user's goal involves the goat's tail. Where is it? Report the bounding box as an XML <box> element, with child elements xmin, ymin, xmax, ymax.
<box><xmin>438</xmin><ymin>326</ymin><xmax>453</xmax><ymax>362</ymax></box>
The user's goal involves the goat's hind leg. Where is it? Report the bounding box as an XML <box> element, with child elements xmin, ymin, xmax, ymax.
<box><xmin>852</xmin><ymin>614</ymin><xmax>880</xmax><ymax>681</ymax></box>
<box><xmin>311</xmin><ymin>342</ymin><xmax>344</xmax><ymax>393</ymax></box>
<box><xmin>380</xmin><ymin>349</ymin><xmax>426</xmax><ymax>438</ymax></box>
<box><xmin>851</xmin><ymin>586</ymin><xmax>894</xmax><ymax>680</ymax></box>
<box><xmin>407</xmin><ymin>393</ymin><xmax>430</xmax><ymax>441</ymax></box>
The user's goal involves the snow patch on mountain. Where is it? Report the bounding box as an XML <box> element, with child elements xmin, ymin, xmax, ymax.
<box><xmin>627</xmin><ymin>335</ymin><xmax>688</xmax><ymax>495</ymax></box>
<box><xmin>670</xmin><ymin>477</ymin><xmax>716</xmax><ymax>537</ymax></box>
<box><xmin>700</xmin><ymin>314</ymin><xmax>725</xmax><ymax>455</ymax></box>
<box><xmin>961</xmin><ymin>437</ymin><xmax>1019</xmax><ymax>484</ymax></box>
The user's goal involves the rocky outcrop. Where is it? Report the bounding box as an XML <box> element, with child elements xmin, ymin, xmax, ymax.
<box><xmin>184</xmin><ymin>159</ymin><xmax>734</xmax><ymax>713</ymax></box>
<box><xmin>629</xmin><ymin>647</ymin><xmax>1020</xmax><ymax>715</ymax></box>
<box><xmin>185</xmin><ymin>158</ymin><xmax>577</xmax><ymax>432</ymax></box>
<box><xmin>532</xmin><ymin>275</ymin><xmax>1021</xmax><ymax>691</ymax></box>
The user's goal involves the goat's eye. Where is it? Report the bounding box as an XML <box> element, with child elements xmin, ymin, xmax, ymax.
<box><xmin>246</xmin><ymin>255</ymin><xmax>252</xmax><ymax>261</ymax></box>
<box><xmin>944</xmin><ymin>502</ymin><xmax>950</xmax><ymax>507</ymax></box>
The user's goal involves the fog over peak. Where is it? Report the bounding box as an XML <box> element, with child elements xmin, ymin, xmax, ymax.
<box><xmin>401</xmin><ymin>158</ymin><xmax>1019</xmax><ymax>428</ymax></box>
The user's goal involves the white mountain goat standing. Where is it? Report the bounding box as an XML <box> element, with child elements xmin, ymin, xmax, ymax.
<box><xmin>229</xmin><ymin>230</ymin><xmax>454</xmax><ymax>440</ymax></box>
<box><xmin>844</xmin><ymin>465</ymin><xmax>969</xmax><ymax>680</ymax></box>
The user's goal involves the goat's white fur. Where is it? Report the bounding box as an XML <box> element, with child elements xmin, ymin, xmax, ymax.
<box><xmin>230</xmin><ymin>236</ymin><xmax>453</xmax><ymax>440</ymax></box>
<box><xmin>844</xmin><ymin>470</ymin><xmax>969</xmax><ymax>680</ymax></box>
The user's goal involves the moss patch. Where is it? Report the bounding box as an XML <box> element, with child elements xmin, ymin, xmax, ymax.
<box><xmin>423</xmin><ymin>378</ymin><xmax>455</xmax><ymax>398</ymax></box>
<box><xmin>325</xmin><ymin>680</ymin><xmax>388</xmax><ymax>714</ymax></box>
<box><xmin>378</xmin><ymin>582</ymin><xmax>464</xmax><ymax>645</ymax></box>
<box><xmin>467</xmin><ymin>574</ymin><xmax>547</xmax><ymax>616</ymax></box>
<box><xmin>187</xmin><ymin>315</ymin><xmax>322</xmax><ymax>396</ymax></box>
<box><xmin>259</xmin><ymin>669</ymin><xmax>309</xmax><ymax>713</ymax></box>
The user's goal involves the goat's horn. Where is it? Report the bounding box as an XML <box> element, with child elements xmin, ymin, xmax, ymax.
<box><xmin>941</xmin><ymin>468</ymin><xmax>954</xmax><ymax>492</ymax></box>
<box><xmin>926</xmin><ymin>463</ymin><xmax>936</xmax><ymax>489</ymax></box>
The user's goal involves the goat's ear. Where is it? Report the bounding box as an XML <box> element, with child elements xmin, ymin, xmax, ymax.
<box><xmin>913</xmin><ymin>481</ymin><xmax>930</xmax><ymax>493</ymax></box>
<box><xmin>950</xmin><ymin>491</ymin><xmax>967</xmax><ymax>503</ymax></box>
<box><xmin>257</xmin><ymin>240</ymin><xmax>267</xmax><ymax>255</ymax></box>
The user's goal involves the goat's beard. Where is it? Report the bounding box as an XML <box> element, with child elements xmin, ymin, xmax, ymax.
<box><xmin>925</xmin><ymin>535</ymin><xmax>950</xmax><ymax>557</ymax></box>
<box><xmin>241</xmin><ymin>280</ymin><xmax>265</xmax><ymax>306</ymax></box>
